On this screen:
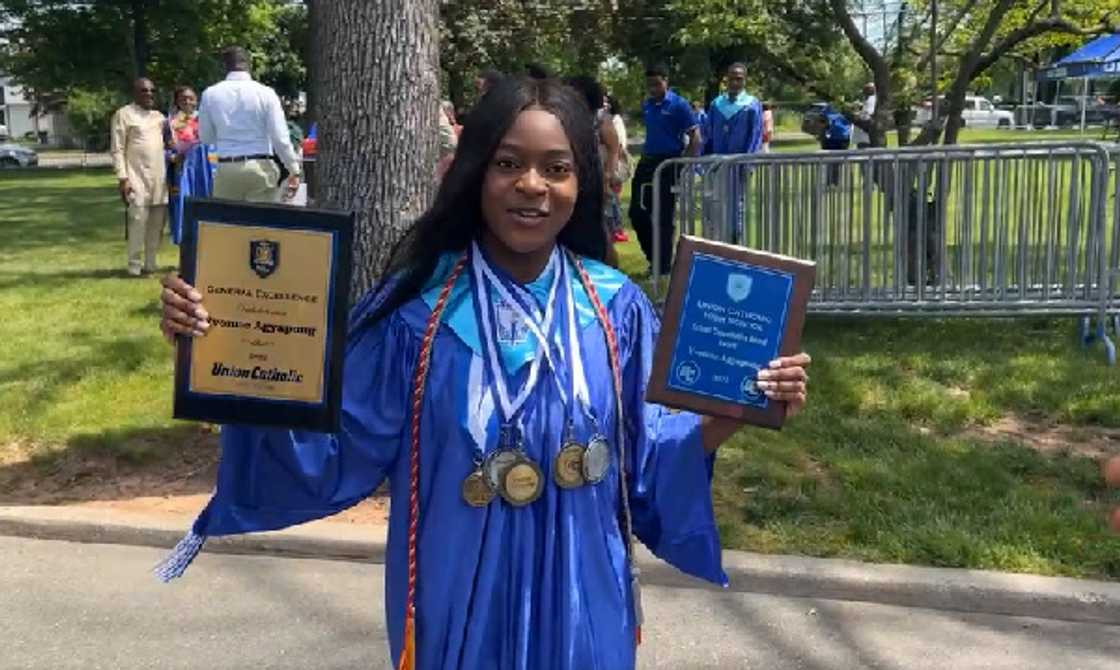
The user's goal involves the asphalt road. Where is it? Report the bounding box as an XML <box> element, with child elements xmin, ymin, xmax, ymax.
<box><xmin>3</xmin><ymin>536</ymin><xmax>1118</xmax><ymax>670</ymax></box>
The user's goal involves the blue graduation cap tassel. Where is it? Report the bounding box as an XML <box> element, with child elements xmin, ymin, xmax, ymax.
<box><xmin>153</xmin><ymin>531</ymin><xmax>207</xmax><ymax>582</ymax></box>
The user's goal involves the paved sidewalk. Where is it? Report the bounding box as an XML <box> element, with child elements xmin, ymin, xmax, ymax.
<box><xmin>5</xmin><ymin>535</ymin><xmax>1120</xmax><ymax>670</ymax></box>
<box><xmin>2</xmin><ymin>503</ymin><xmax>1119</xmax><ymax>627</ymax></box>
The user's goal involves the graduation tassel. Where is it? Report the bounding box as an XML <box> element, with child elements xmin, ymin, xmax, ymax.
<box><xmin>152</xmin><ymin>531</ymin><xmax>206</xmax><ymax>582</ymax></box>
<box><xmin>397</xmin><ymin>609</ymin><xmax>416</xmax><ymax>670</ymax></box>
<box><xmin>398</xmin><ymin>254</ymin><xmax>467</xmax><ymax>670</ymax></box>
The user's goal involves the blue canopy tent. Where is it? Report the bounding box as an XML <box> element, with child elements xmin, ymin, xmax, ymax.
<box><xmin>1036</xmin><ymin>33</ymin><xmax>1120</xmax><ymax>130</ymax></box>
<box><xmin>1039</xmin><ymin>33</ymin><xmax>1120</xmax><ymax>81</ymax></box>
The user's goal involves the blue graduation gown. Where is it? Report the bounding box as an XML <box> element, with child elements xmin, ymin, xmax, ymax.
<box><xmin>168</xmin><ymin>143</ymin><xmax>214</xmax><ymax>245</ymax></box>
<box><xmin>161</xmin><ymin>254</ymin><xmax>726</xmax><ymax>670</ymax></box>
<box><xmin>703</xmin><ymin>94</ymin><xmax>763</xmax><ymax>155</ymax></box>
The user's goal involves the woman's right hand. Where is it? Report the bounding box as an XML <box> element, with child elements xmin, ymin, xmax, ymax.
<box><xmin>160</xmin><ymin>274</ymin><xmax>209</xmax><ymax>344</ymax></box>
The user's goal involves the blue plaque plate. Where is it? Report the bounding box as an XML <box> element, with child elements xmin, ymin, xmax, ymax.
<box><xmin>665</xmin><ymin>253</ymin><xmax>793</xmax><ymax>408</ymax></box>
<box><xmin>647</xmin><ymin>236</ymin><xmax>815</xmax><ymax>428</ymax></box>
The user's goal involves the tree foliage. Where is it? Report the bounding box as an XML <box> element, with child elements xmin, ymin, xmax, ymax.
<box><xmin>0</xmin><ymin>0</ymin><xmax>307</xmax><ymax>106</ymax></box>
<box><xmin>438</xmin><ymin>0</ymin><xmax>618</xmax><ymax>109</ymax></box>
<box><xmin>665</xmin><ymin>0</ymin><xmax>862</xmax><ymax>105</ymax></box>
<box><xmin>830</xmin><ymin>0</ymin><xmax>1117</xmax><ymax>145</ymax></box>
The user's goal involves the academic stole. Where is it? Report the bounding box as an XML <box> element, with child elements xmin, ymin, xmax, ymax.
<box><xmin>398</xmin><ymin>251</ymin><xmax>637</xmax><ymax>670</ymax></box>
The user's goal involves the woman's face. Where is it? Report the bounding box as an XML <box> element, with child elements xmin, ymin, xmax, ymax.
<box><xmin>481</xmin><ymin>108</ymin><xmax>578</xmax><ymax>258</ymax></box>
<box><xmin>177</xmin><ymin>90</ymin><xmax>197</xmax><ymax>114</ymax></box>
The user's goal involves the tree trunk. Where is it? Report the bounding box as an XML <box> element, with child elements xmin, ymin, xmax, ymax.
<box><xmin>130</xmin><ymin>0</ymin><xmax>149</xmax><ymax>79</ymax></box>
<box><xmin>313</xmin><ymin>0</ymin><xmax>441</xmax><ymax>299</ymax></box>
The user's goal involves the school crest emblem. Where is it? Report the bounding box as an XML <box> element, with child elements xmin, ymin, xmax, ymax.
<box><xmin>249</xmin><ymin>240</ymin><xmax>279</xmax><ymax>278</ymax></box>
<box><xmin>726</xmin><ymin>273</ymin><xmax>752</xmax><ymax>302</ymax></box>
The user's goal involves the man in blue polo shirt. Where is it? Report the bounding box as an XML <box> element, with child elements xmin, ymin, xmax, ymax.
<box><xmin>629</xmin><ymin>63</ymin><xmax>701</xmax><ymax>275</ymax></box>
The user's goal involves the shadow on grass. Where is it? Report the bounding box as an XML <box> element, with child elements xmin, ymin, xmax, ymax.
<box><xmin>0</xmin><ymin>333</ymin><xmax>155</xmax><ymax>419</ymax></box>
<box><xmin>0</xmin><ymin>424</ymin><xmax>219</xmax><ymax>505</ymax></box>
<box><xmin>0</xmin><ymin>173</ymin><xmax>122</xmax><ymax>253</ymax></box>
<box><xmin>0</xmin><ymin>267</ymin><xmax>137</xmax><ymax>289</ymax></box>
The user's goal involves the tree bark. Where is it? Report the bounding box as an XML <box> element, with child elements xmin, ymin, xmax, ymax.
<box><xmin>312</xmin><ymin>0</ymin><xmax>441</xmax><ymax>299</ymax></box>
<box><xmin>130</xmin><ymin>0</ymin><xmax>149</xmax><ymax>79</ymax></box>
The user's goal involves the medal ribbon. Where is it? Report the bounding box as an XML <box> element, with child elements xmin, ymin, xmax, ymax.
<box><xmin>470</xmin><ymin>241</ymin><xmax>566</xmax><ymax>423</ymax></box>
<box><xmin>563</xmin><ymin>256</ymin><xmax>592</xmax><ymax>415</ymax></box>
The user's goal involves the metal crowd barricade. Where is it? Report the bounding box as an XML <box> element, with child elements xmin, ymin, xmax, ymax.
<box><xmin>650</xmin><ymin>142</ymin><xmax>1119</xmax><ymax>363</ymax></box>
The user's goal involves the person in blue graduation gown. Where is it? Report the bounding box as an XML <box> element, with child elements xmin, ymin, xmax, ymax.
<box><xmin>164</xmin><ymin>86</ymin><xmax>214</xmax><ymax>245</ymax></box>
<box><xmin>702</xmin><ymin>62</ymin><xmax>763</xmax><ymax>157</ymax></box>
<box><xmin>702</xmin><ymin>62</ymin><xmax>764</xmax><ymax>245</ymax></box>
<box><xmin>158</xmin><ymin>77</ymin><xmax>812</xmax><ymax>670</ymax></box>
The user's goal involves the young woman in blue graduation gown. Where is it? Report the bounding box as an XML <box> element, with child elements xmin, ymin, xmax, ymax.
<box><xmin>158</xmin><ymin>77</ymin><xmax>811</xmax><ymax>670</ymax></box>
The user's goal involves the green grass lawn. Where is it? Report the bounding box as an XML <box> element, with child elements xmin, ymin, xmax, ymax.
<box><xmin>3</xmin><ymin>161</ymin><xmax>1120</xmax><ymax>580</ymax></box>
<box><xmin>0</xmin><ymin>169</ymin><xmax>185</xmax><ymax>462</ymax></box>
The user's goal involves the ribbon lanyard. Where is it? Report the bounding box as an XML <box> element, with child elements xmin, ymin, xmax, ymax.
<box><xmin>563</xmin><ymin>255</ymin><xmax>593</xmax><ymax>417</ymax></box>
<box><xmin>470</xmin><ymin>241</ymin><xmax>565</xmax><ymax>425</ymax></box>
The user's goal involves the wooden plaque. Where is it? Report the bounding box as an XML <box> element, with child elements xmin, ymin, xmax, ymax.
<box><xmin>646</xmin><ymin>236</ymin><xmax>815</xmax><ymax>429</ymax></box>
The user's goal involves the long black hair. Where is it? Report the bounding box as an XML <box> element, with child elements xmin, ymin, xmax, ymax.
<box><xmin>368</xmin><ymin>76</ymin><xmax>606</xmax><ymax>324</ymax></box>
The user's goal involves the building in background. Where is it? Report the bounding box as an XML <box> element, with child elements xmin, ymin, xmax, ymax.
<box><xmin>0</xmin><ymin>75</ymin><xmax>71</xmax><ymax>144</ymax></box>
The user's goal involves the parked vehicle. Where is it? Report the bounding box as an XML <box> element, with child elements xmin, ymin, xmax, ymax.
<box><xmin>915</xmin><ymin>95</ymin><xmax>1015</xmax><ymax>128</ymax></box>
<box><xmin>0</xmin><ymin>124</ymin><xmax>9</xmax><ymax>140</ymax></box>
<box><xmin>0</xmin><ymin>143</ymin><xmax>39</xmax><ymax>168</ymax></box>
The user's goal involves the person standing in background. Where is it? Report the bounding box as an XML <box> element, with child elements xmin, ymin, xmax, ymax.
<box><xmin>436</xmin><ymin>99</ymin><xmax>459</xmax><ymax>181</ymax></box>
<box><xmin>701</xmin><ymin>63</ymin><xmax>763</xmax><ymax>243</ymax></box>
<box><xmin>692</xmin><ymin>100</ymin><xmax>708</xmax><ymax>145</ymax></box>
<box><xmin>761</xmin><ymin>101</ymin><xmax>774</xmax><ymax>152</ymax></box>
<box><xmin>111</xmin><ymin>78</ymin><xmax>167</xmax><ymax>277</ymax></box>
<box><xmin>628</xmin><ymin>63</ymin><xmax>701</xmax><ymax>276</ymax></box>
<box><xmin>852</xmin><ymin>82</ymin><xmax>877</xmax><ymax>149</ymax></box>
<box><xmin>606</xmin><ymin>94</ymin><xmax>630</xmax><ymax>242</ymax></box>
<box><xmin>564</xmin><ymin>75</ymin><xmax>622</xmax><ymax>267</ymax></box>
<box><xmin>165</xmin><ymin>85</ymin><xmax>213</xmax><ymax>244</ymax></box>
<box><xmin>702</xmin><ymin>63</ymin><xmax>763</xmax><ymax>156</ymax></box>
<box><xmin>198</xmin><ymin>46</ymin><xmax>300</xmax><ymax>202</ymax></box>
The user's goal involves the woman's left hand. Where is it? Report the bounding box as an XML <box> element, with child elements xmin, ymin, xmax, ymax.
<box><xmin>700</xmin><ymin>352</ymin><xmax>812</xmax><ymax>453</ymax></box>
<box><xmin>756</xmin><ymin>352</ymin><xmax>811</xmax><ymax>417</ymax></box>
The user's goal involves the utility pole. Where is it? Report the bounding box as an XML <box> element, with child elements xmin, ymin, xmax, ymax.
<box><xmin>930</xmin><ymin>0</ymin><xmax>938</xmax><ymax>129</ymax></box>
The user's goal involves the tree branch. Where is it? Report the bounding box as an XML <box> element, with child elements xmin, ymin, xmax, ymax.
<box><xmin>916</xmin><ymin>0</ymin><xmax>981</xmax><ymax>73</ymax></box>
<box><xmin>973</xmin><ymin>16</ymin><xmax>1118</xmax><ymax>77</ymax></box>
<box><xmin>828</xmin><ymin>0</ymin><xmax>885</xmax><ymax>70</ymax></box>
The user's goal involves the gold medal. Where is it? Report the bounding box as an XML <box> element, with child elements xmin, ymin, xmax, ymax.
<box><xmin>553</xmin><ymin>442</ymin><xmax>586</xmax><ymax>489</ymax></box>
<box><xmin>501</xmin><ymin>457</ymin><xmax>544</xmax><ymax>506</ymax></box>
<box><xmin>461</xmin><ymin>468</ymin><xmax>495</xmax><ymax>507</ymax></box>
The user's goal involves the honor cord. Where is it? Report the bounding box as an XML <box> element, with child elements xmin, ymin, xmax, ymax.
<box><xmin>400</xmin><ymin>253</ymin><xmax>468</xmax><ymax>670</ymax></box>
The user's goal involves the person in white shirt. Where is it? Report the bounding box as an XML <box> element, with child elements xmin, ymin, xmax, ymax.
<box><xmin>852</xmin><ymin>82</ymin><xmax>877</xmax><ymax>149</ymax></box>
<box><xmin>110</xmin><ymin>78</ymin><xmax>167</xmax><ymax>276</ymax></box>
<box><xmin>199</xmin><ymin>46</ymin><xmax>300</xmax><ymax>202</ymax></box>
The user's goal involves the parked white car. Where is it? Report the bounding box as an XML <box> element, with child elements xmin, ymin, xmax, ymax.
<box><xmin>0</xmin><ymin>123</ymin><xmax>9</xmax><ymax>140</ymax></box>
<box><xmin>915</xmin><ymin>96</ymin><xmax>1015</xmax><ymax>128</ymax></box>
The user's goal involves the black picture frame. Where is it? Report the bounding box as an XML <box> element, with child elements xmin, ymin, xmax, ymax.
<box><xmin>173</xmin><ymin>197</ymin><xmax>354</xmax><ymax>433</ymax></box>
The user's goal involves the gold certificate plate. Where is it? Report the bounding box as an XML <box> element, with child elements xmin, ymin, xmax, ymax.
<box><xmin>174</xmin><ymin>199</ymin><xmax>353</xmax><ymax>432</ymax></box>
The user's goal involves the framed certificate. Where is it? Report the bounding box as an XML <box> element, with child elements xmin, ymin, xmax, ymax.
<box><xmin>646</xmin><ymin>236</ymin><xmax>815</xmax><ymax>429</ymax></box>
<box><xmin>173</xmin><ymin>198</ymin><xmax>354</xmax><ymax>432</ymax></box>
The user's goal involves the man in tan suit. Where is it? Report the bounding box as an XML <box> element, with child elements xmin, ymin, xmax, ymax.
<box><xmin>111</xmin><ymin>78</ymin><xmax>168</xmax><ymax>276</ymax></box>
